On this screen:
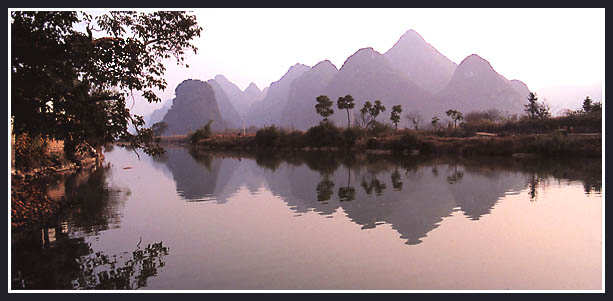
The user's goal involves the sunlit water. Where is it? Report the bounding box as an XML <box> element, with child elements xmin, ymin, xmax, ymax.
<box><xmin>11</xmin><ymin>146</ymin><xmax>602</xmax><ymax>290</ymax></box>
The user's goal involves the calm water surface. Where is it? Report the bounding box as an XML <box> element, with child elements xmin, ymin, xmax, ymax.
<box><xmin>11</xmin><ymin>146</ymin><xmax>602</xmax><ymax>290</ymax></box>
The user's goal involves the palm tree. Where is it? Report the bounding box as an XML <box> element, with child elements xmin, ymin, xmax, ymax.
<box><xmin>337</xmin><ymin>95</ymin><xmax>355</xmax><ymax>128</ymax></box>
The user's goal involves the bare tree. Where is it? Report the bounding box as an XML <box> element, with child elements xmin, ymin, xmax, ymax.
<box><xmin>405</xmin><ymin>111</ymin><xmax>422</xmax><ymax>130</ymax></box>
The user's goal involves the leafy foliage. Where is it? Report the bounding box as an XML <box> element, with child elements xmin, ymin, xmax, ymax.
<box><xmin>390</xmin><ymin>104</ymin><xmax>402</xmax><ymax>131</ymax></box>
<box><xmin>188</xmin><ymin>120</ymin><xmax>213</xmax><ymax>144</ymax></box>
<box><xmin>151</xmin><ymin>121</ymin><xmax>168</xmax><ymax>136</ymax></box>
<box><xmin>582</xmin><ymin>96</ymin><xmax>602</xmax><ymax>114</ymax></box>
<box><xmin>315</xmin><ymin>95</ymin><xmax>334</xmax><ymax>122</ymax></box>
<box><xmin>13</xmin><ymin>133</ymin><xmax>51</xmax><ymax>171</ymax></box>
<box><xmin>359</xmin><ymin>101</ymin><xmax>373</xmax><ymax>127</ymax></box>
<box><xmin>360</xmin><ymin>100</ymin><xmax>386</xmax><ymax>129</ymax></box>
<box><xmin>445</xmin><ymin>109</ymin><xmax>464</xmax><ymax>128</ymax></box>
<box><xmin>304</xmin><ymin>122</ymin><xmax>341</xmax><ymax>147</ymax></box>
<box><xmin>337</xmin><ymin>94</ymin><xmax>355</xmax><ymax>127</ymax></box>
<box><xmin>371</xmin><ymin>100</ymin><xmax>386</xmax><ymax>123</ymax></box>
<box><xmin>255</xmin><ymin>125</ymin><xmax>281</xmax><ymax>147</ymax></box>
<box><xmin>342</xmin><ymin>128</ymin><xmax>359</xmax><ymax>148</ymax></box>
<box><xmin>11</xmin><ymin>11</ymin><xmax>202</xmax><ymax>157</ymax></box>
<box><xmin>524</xmin><ymin>92</ymin><xmax>551</xmax><ymax>119</ymax></box>
<box><xmin>431</xmin><ymin>116</ymin><xmax>440</xmax><ymax>130</ymax></box>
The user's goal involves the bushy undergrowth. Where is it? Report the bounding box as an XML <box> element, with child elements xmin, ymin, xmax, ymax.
<box><xmin>12</xmin><ymin>133</ymin><xmax>66</xmax><ymax>171</ymax></box>
<box><xmin>342</xmin><ymin>127</ymin><xmax>360</xmax><ymax>148</ymax></box>
<box><xmin>304</xmin><ymin>122</ymin><xmax>341</xmax><ymax>147</ymax></box>
<box><xmin>390</xmin><ymin>132</ymin><xmax>420</xmax><ymax>151</ymax></box>
<box><xmin>251</xmin><ymin>123</ymin><xmax>365</xmax><ymax>149</ymax></box>
<box><xmin>254</xmin><ymin>125</ymin><xmax>281</xmax><ymax>147</ymax></box>
<box><xmin>188</xmin><ymin>120</ymin><xmax>213</xmax><ymax>144</ymax></box>
<box><xmin>461</xmin><ymin>112</ymin><xmax>601</xmax><ymax>135</ymax></box>
<box><xmin>189</xmin><ymin>112</ymin><xmax>601</xmax><ymax>158</ymax></box>
<box><xmin>369</xmin><ymin>121</ymin><xmax>394</xmax><ymax>137</ymax></box>
<box><xmin>14</xmin><ymin>133</ymin><xmax>50</xmax><ymax>170</ymax></box>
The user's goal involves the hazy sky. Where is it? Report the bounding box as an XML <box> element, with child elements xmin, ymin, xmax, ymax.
<box><xmin>129</xmin><ymin>8</ymin><xmax>604</xmax><ymax>114</ymax></box>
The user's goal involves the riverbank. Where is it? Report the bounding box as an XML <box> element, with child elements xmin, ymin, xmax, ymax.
<box><xmin>156</xmin><ymin>132</ymin><xmax>601</xmax><ymax>158</ymax></box>
<box><xmin>11</xmin><ymin>134</ymin><xmax>106</xmax><ymax>178</ymax></box>
<box><xmin>11</xmin><ymin>135</ymin><xmax>106</xmax><ymax>229</ymax></box>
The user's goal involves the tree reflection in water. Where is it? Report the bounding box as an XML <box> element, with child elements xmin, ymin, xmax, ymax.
<box><xmin>360</xmin><ymin>176</ymin><xmax>386</xmax><ymax>195</ymax></box>
<box><xmin>11</xmin><ymin>164</ymin><xmax>170</xmax><ymax>290</ymax></box>
<box><xmin>73</xmin><ymin>240</ymin><xmax>169</xmax><ymax>290</ymax></box>
<box><xmin>158</xmin><ymin>149</ymin><xmax>601</xmax><ymax>245</ymax></box>
<box><xmin>390</xmin><ymin>169</ymin><xmax>403</xmax><ymax>191</ymax></box>
<box><xmin>316</xmin><ymin>178</ymin><xmax>335</xmax><ymax>203</ymax></box>
<box><xmin>528</xmin><ymin>173</ymin><xmax>541</xmax><ymax>202</ymax></box>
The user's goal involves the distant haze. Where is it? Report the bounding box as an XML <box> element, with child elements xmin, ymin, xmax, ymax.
<box><xmin>128</xmin><ymin>8</ymin><xmax>603</xmax><ymax>117</ymax></box>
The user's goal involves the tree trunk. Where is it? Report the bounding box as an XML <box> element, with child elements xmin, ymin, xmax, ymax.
<box><xmin>346</xmin><ymin>109</ymin><xmax>350</xmax><ymax>128</ymax></box>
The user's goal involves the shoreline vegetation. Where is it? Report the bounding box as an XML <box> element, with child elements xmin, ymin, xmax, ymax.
<box><xmin>149</xmin><ymin>110</ymin><xmax>601</xmax><ymax>159</ymax></box>
<box><xmin>154</xmin><ymin>132</ymin><xmax>601</xmax><ymax>158</ymax></box>
<box><xmin>148</xmin><ymin>92</ymin><xmax>602</xmax><ymax>159</ymax></box>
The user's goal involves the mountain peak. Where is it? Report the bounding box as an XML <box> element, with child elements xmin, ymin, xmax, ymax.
<box><xmin>285</xmin><ymin>63</ymin><xmax>311</xmax><ymax>75</ymax></box>
<box><xmin>399</xmin><ymin>29</ymin><xmax>425</xmax><ymax>42</ymax></box>
<box><xmin>214</xmin><ymin>74</ymin><xmax>228</xmax><ymax>82</ymax></box>
<box><xmin>338</xmin><ymin>47</ymin><xmax>387</xmax><ymax>73</ymax></box>
<box><xmin>246</xmin><ymin>82</ymin><xmax>260</xmax><ymax>90</ymax></box>
<box><xmin>456</xmin><ymin>54</ymin><xmax>496</xmax><ymax>75</ymax></box>
<box><xmin>354</xmin><ymin>47</ymin><xmax>377</xmax><ymax>55</ymax></box>
<box><xmin>291</xmin><ymin>62</ymin><xmax>310</xmax><ymax>69</ymax></box>
<box><xmin>313</xmin><ymin>59</ymin><xmax>338</xmax><ymax>71</ymax></box>
<box><xmin>460</xmin><ymin>54</ymin><xmax>489</xmax><ymax>65</ymax></box>
<box><xmin>383</xmin><ymin>29</ymin><xmax>457</xmax><ymax>93</ymax></box>
<box><xmin>244</xmin><ymin>82</ymin><xmax>262</xmax><ymax>94</ymax></box>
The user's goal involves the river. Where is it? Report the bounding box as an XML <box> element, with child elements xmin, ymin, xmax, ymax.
<box><xmin>10</xmin><ymin>146</ymin><xmax>602</xmax><ymax>290</ymax></box>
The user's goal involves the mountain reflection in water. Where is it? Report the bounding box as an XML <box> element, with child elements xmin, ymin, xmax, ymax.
<box><xmin>11</xmin><ymin>146</ymin><xmax>601</xmax><ymax>290</ymax></box>
<box><xmin>154</xmin><ymin>148</ymin><xmax>601</xmax><ymax>245</ymax></box>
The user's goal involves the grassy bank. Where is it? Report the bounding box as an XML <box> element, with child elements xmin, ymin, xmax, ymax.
<box><xmin>157</xmin><ymin>127</ymin><xmax>600</xmax><ymax>158</ymax></box>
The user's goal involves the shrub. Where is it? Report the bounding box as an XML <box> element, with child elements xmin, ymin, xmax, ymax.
<box><xmin>255</xmin><ymin>125</ymin><xmax>281</xmax><ymax>147</ymax></box>
<box><xmin>390</xmin><ymin>132</ymin><xmax>419</xmax><ymax>151</ymax></box>
<box><xmin>189</xmin><ymin>120</ymin><xmax>213</xmax><ymax>144</ymax></box>
<box><xmin>366</xmin><ymin>137</ymin><xmax>380</xmax><ymax>149</ymax></box>
<box><xmin>369</xmin><ymin>121</ymin><xmax>394</xmax><ymax>137</ymax></box>
<box><xmin>278</xmin><ymin>129</ymin><xmax>305</xmax><ymax>149</ymax></box>
<box><xmin>342</xmin><ymin>128</ymin><xmax>359</xmax><ymax>148</ymax></box>
<box><xmin>304</xmin><ymin>122</ymin><xmax>341</xmax><ymax>147</ymax></box>
<box><xmin>461</xmin><ymin>113</ymin><xmax>601</xmax><ymax>135</ymax></box>
<box><xmin>14</xmin><ymin>133</ymin><xmax>50</xmax><ymax>170</ymax></box>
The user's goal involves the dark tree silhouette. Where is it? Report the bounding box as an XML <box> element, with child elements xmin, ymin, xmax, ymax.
<box><xmin>316</xmin><ymin>178</ymin><xmax>335</xmax><ymax>202</ymax></box>
<box><xmin>360</xmin><ymin>100</ymin><xmax>386</xmax><ymax>129</ymax></box>
<box><xmin>445</xmin><ymin>109</ymin><xmax>464</xmax><ymax>128</ymax></box>
<box><xmin>371</xmin><ymin>100</ymin><xmax>386</xmax><ymax>124</ymax></box>
<box><xmin>359</xmin><ymin>101</ymin><xmax>373</xmax><ymax>128</ymax></box>
<box><xmin>582</xmin><ymin>96</ymin><xmax>601</xmax><ymax>114</ymax></box>
<box><xmin>390</xmin><ymin>105</ymin><xmax>402</xmax><ymax>131</ymax></box>
<box><xmin>315</xmin><ymin>95</ymin><xmax>334</xmax><ymax>122</ymax></box>
<box><xmin>337</xmin><ymin>95</ymin><xmax>355</xmax><ymax>128</ymax></box>
<box><xmin>524</xmin><ymin>92</ymin><xmax>550</xmax><ymax>119</ymax></box>
<box><xmin>11</xmin><ymin>11</ymin><xmax>202</xmax><ymax>157</ymax></box>
<box><xmin>431</xmin><ymin>116</ymin><xmax>440</xmax><ymax>130</ymax></box>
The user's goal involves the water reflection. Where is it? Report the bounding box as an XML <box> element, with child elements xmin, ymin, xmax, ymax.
<box><xmin>158</xmin><ymin>148</ymin><xmax>601</xmax><ymax>245</ymax></box>
<box><xmin>72</xmin><ymin>240</ymin><xmax>169</xmax><ymax>289</ymax></box>
<box><xmin>11</xmin><ymin>165</ymin><xmax>169</xmax><ymax>289</ymax></box>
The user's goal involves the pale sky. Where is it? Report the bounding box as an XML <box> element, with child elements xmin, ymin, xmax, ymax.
<box><xmin>126</xmin><ymin>8</ymin><xmax>605</xmax><ymax>115</ymax></box>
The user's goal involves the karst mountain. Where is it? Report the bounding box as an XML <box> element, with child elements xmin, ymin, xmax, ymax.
<box><xmin>150</xmin><ymin>29</ymin><xmax>534</xmax><ymax>133</ymax></box>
